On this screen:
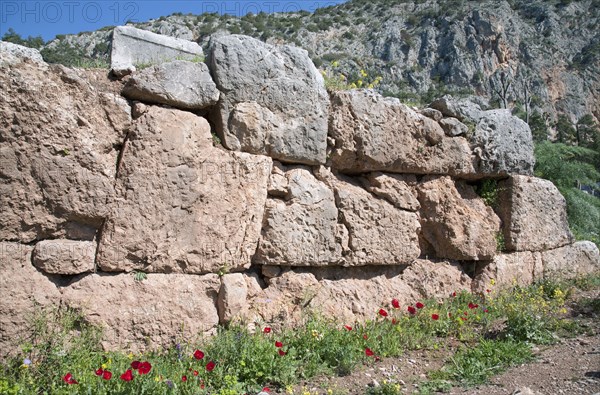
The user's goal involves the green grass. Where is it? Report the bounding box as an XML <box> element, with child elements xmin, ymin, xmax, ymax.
<box><xmin>434</xmin><ymin>339</ymin><xmax>534</xmax><ymax>386</ymax></box>
<box><xmin>1</xmin><ymin>275</ymin><xmax>597</xmax><ymax>394</ymax></box>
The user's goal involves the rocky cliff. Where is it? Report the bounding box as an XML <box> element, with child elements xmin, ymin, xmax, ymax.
<box><xmin>1</xmin><ymin>35</ymin><xmax>598</xmax><ymax>356</ymax></box>
<box><xmin>39</xmin><ymin>0</ymin><xmax>600</xmax><ymax>125</ymax></box>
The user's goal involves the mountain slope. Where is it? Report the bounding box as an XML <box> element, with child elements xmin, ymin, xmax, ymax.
<box><xmin>39</xmin><ymin>0</ymin><xmax>600</xmax><ymax>125</ymax></box>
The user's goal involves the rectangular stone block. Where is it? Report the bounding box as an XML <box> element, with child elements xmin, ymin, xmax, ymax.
<box><xmin>110</xmin><ymin>26</ymin><xmax>203</xmax><ymax>74</ymax></box>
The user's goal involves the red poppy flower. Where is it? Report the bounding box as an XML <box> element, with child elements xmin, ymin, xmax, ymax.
<box><xmin>375</xmin><ymin>356</ymin><xmax>381</xmax><ymax>362</ymax></box>
<box><xmin>95</xmin><ymin>368</ymin><xmax>103</xmax><ymax>376</ymax></box>
<box><xmin>344</xmin><ymin>325</ymin><xmax>352</xmax><ymax>331</ymax></box>
<box><xmin>391</xmin><ymin>298</ymin><xmax>400</xmax><ymax>309</ymax></box>
<box><xmin>182</xmin><ymin>375</ymin><xmax>187</xmax><ymax>382</ymax></box>
<box><xmin>206</xmin><ymin>361</ymin><xmax>216</xmax><ymax>371</ymax></box>
<box><xmin>275</xmin><ymin>341</ymin><xmax>283</xmax><ymax>348</ymax></box>
<box><xmin>392</xmin><ymin>318</ymin><xmax>397</xmax><ymax>325</ymax></box>
<box><xmin>407</xmin><ymin>306</ymin><xmax>416</xmax><ymax>315</ymax></box>
<box><xmin>460</xmin><ymin>317</ymin><xmax>467</xmax><ymax>321</ymax></box>
<box><xmin>193</xmin><ymin>349</ymin><xmax>204</xmax><ymax>360</ymax></box>
<box><xmin>416</xmin><ymin>302</ymin><xmax>424</xmax><ymax>309</ymax></box>
<box><xmin>365</xmin><ymin>348</ymin><xmax>374</xmax><ymax>356</ymax></box>
<box><xmin>131</xmin><ymin>360</ymin><xmax>141</xmax><ymax>370</ymax></box>
<box><xmin>262</xmin><ymin>387</ymin><xmax>271</xmax><ymax>392</ymax></box>
<box><xmin>448</xmin><ymin>312</ymin><xmax>452</xmax><ymax>318</ymax></box>
<box><xmin>486</xmin><ymin>289</ymin><xmax>491</xmax><ymax>293</ymax></box>
<box><xmin>278</xmin><ymin>349</ymin><xmax>287</xmax><ymax>356</ymax></box>
<box><xmin>464</xmin><ymin>311</ymin><xmax>468</xmax><ymax>315</ymax></box>
<box><xmin>102</xmin><ymin>370</ymin><xmax>112</xmax><ymax>380</ymax></box>
<box><xmin>263</xmin><ymin>327</ymin><xmax>271</xmax><ymax>334</ymax></box>
<box><xmin>193</xmin><ymin>370</ymin><xmax>199</xmax><ymax>376</ymax></box>
<box><xmin>378</xmin><ymin>308</ymin><xmax>388</xmax><ymax>317</ymax></box>
<box><xmin>484</xmin><ymin>309</ymin><xmax>489</xmax><ymax>313</ymax></box>
<box><xmin>468</xmin><ymin>302</ymin><xmax>478</xmax><ymax>309</ymax></box>
<box><xmin>63</xmin><ymin>373</ymin><xmax>78</xmax><ymax>385</ymax></box>
<box><xmin>138</xmin><ymin>361</ymin><xmax>151</xmax><ymax>375</ymax></box>
<box><xmin>452</xmin><ymin>292</ymin><xmax>457</xmax><ymax>297</ymax></box>
<box><xmin>363</xmin><ymin>334</ymin><xmax>368</xmax><ymax>340</ymax></box>
<box><xmin>431</xmin><ymin>314</ymin><xmax>439</xmax><ymax>320</ymax></box>
<box><xmin>120</xmin><ymin>369</ymin><xmax>134</xmax><ymax>382</ymax></box>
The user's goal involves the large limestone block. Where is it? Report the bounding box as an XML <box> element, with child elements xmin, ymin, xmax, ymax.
<box><xmin>122</xmin><ymin>60</ymin><xmax>219</xmax><ymax>110</ymax></box>
<box><xmin>255</xmin><ymin>167</ymin><xmax>345</xmax><ymax>266</ymax></box>
<box><xmin>245</xmin><ymin>260</ymin><xmax>471</xmax><ymax>325</ymax></box>
<box><xmin>417</xmin><ymin>176</ymin><xmax>501</xmax><ymax>260</ymax></box>
<box><xmin>97</xmin><ymin>106</ymin><xmax>271</xmax><ymax>274</ymax></box>
<box><xmin>329</xmin><ymin>90</ymin><xmax>475</xmax><ymax>176</ymax></box>
<box><xmin>0</xmin><ymin>243</ymin><xmax>61</xmax><ymax>357</ymax></box>
<box><xmin>0</xmin><ymin>41</ymin><xmax>45</xmax><ymax>67</ymax></box>
<box><xmin>497</xmin><ymin>176</ymin><xmax>573</xmax><ymax>252</ymax></box>
<box><xmin>541</xmin><ymin>241</ymin><xmax>600</xmax><ymax>279</ymax></box>
<box><xmin>208</xmin><ymin>34</ymin><xmax>328</xmax><ymax>165</ymax></box>
<box><xmin>61</xmin><ymin>273</ymin><xmax>220</xmax><ymax>352</ymax></box>
<box><xmin>32</xmin><ymin>240</ymin><xmax>96</xmax><ymax>275</ymax></box>
<box><xmin>0</xmin><ymin>56</ymin><xmax>129</xmax><ymax>243</ymax></box>
<box><xmin>218</xmin><ymin>273</ymin><xmax>248</xmax><ymax>324</ymax></box>
<box><xmin>316</xmin><ymin>168</ymin><xmax>421</xmax><ymax>266</ymax></box>
<box><xmin>470</xmin><ymin>109</ymin><xmax>535</xmax><ymax>176</ymax></box>
<box><xmin>472</xmin><ymin>251</ymin><xmax>543</xmax><ymax>294</ymax></box>
<box><xmin>429</xmin><ymin>95</ymin><xmax>484</xmax><ymax>122</ymax></box>
<box><xmin>361</xmin><ymin>172</ymin><xmax>420</xmax><ymax>211</ymax></box>
<box><xmin>110</xmin><ymin>26</ymin><xmax>203</xmax><ymax>75</ymax></box>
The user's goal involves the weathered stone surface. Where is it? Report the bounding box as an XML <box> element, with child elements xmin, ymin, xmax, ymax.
<box><xmin>329</xmin><ymin>90</ymin><xmax>475</xmax><ymax>177</ymax></box>
<box><xmin>97</xmin><ymin>106</ymin><xmax>272</xmax><ymax>273</ymax></box>
<box><xmin>541</xmin><ymin>241</ymin><xmax>600</xmax><ymax>279</ymax></box>
<box><xmin>470</xmin><ymin>109</ymin><xmax>535</xmax><ymax>176</ymax></box>
<box><xmin>246</xmin><ymin>260</ymin><xmax>470</xmax><ymax>325</ymax></box>
<box><xmin>497</xmin><ymin>175</ymin><xmax>573</xmax><ymax>252</ymax></box>
<box><xmin>122</xmin><ymin>60</ymin><xmax>219</xmax><ymax>110</ymax></box>
<box><xmin>218</xmin><ymin>273</ymin><xmax>248</xmax><ymax>324</ymax></box>
<box><xmin>208</xmin><ymin>34</ymin><xmax>328</xmax><ymax>165</ymax></box>
<box><xmin>266</xmin><ymin>161</ymin><xmax>289</xmax><ymax>197</ymax></box>
<box><xmin>439</xmin><ymin>117</ymin><xmax>468</xmax><ymax>137</ymax></box>
<box><xmin>417</xmin><ymin>176</ymin><xmax>501</xmax><ymax>260</ymax></box>
<box><xmin>0</xmin><ymin>243</ymin><xmax>60</xmax><ymax>357</ymax></box>
<box><xmin>61</xmin><ymin>273</ymin><xmax>220</xmax><ymax>352</ymax></box>
<box><xmin>361</xmin><ymin>172</ymin><xmax>420</xmax><ymax>211</ymax></box>
<box><xmin>32</xmin><ymin>240</ymin><xmax>96</xmax><ymax>275</ymax></box>
<box><xmin>255</xmin><ymin>166</ymin><xmax>344</xmax><ymax>266</ymax></box>
<box><xmin>472</xmin><ymin>251</ymin><xmax>543</xmax><ymax>294</ymax></box>
<box><xmin>421</xmin><ymin>107</ymin><xmax>443</xmax><ymax>121</ymax></box>
<box><xmin>0</xmin><ymin>56</ymin><xmax>128</xmax><ymax>243</ymax></box>
<box><xmin>110</xmin><ymin>26</ymin><xmax>203</xmax><ymax>76</ymax></box>
<box><xmin>316</xmin><ymin>167</ymin><xmax>421</xmax><ymax>265</ymax></box>
<box><xmin>0</xmin><ymin>41</ymin><xmax>45</xmax><ymax>66</ymax></box>
<box><xmin>429</xmin><ymin>95</ymin><xmax>484</xmax><ymax>122</ymax></box>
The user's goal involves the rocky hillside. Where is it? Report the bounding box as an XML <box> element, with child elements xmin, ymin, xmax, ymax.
<box><xmin>39</xmin><ymin>0</ymin><xmax>599</xmax><ymax>125</ymax></box>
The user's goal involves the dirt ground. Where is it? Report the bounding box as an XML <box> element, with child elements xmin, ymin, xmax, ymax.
<box><xmin>285</xmin><ymin>289</ymin><xmax>600</xmax><ymax>395</ymax></box>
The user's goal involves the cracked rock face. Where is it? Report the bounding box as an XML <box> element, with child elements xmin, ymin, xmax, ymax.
<box><xmin>208</xmin><ymin>34</ymin><xmax>329</xmax><ymax>165</ymax></box>
<box><xmin>122</xmin><ymin>60</ymin><xmax>220</xmax><ymax>110</ymax></box>
<box><xmin>417</xmin><ymin>176</ymin><xmax>501</xmax><ymax>261</ymax></box>
<box><xmin>0</xmin><ymin>53</ymin><xmax>129</xmax><ymax>243</ymax></box>
<box><xmin>497</xmin><ymin>175</ymin><xmax>573</xmax><ymax>252</ymax></box>
<box><xmin>329</xmin><ymin>90</ymin><xmax>476</xmax><ymax>177</ymax></box>
<box><xmin>61</xmin><ymin>272</ymin><xmax>221</xmax><ymax>352</ymax></box>
<box><xmin>0</xmin><ymin>242</ymin><xmax>60</xmax><ymax>357</ymax></box>
<box><xmin>256</xmin><ymin>165</ymin><xmax>421</xmax><ymax>266</ymax></box>
<box><xmin>96</xmin><ymin>106</ymin><xmax>272</xmax><ymax>274</ymax></box>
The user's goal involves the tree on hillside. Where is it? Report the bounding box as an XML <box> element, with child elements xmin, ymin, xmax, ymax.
<box><xmin>1</xmin><ymin>28</ymin><xmax>44</xmax><ymax>49</ymax></box>
<box><xmin>529</xmin><ymin>110</ymin><xmax>549</xmax><ymax>143</ymax></box>
<box><xmin>489</xmin><ymin>69</ymin><xmax>513</xmax><ymax>109</ymax></box>
<box><xmin>555</xmin><ymin>114</ymin><xmax>577</xmax><ymax>145</ymax></box>
<box><xmin>576</xmin><ymin>114</ymin><xmax>600</xmax><ymax>151</ymax></box>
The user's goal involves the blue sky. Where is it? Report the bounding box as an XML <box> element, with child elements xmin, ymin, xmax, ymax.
<box><xmin>1</xmin><ymin>0</ymin><xmax>347</xmax><ymax>41</ymax></box>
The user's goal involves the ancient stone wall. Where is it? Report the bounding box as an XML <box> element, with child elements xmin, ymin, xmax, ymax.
<box><xmin>0</xmin><ymin>34</ymin><xmax>598</xmax><ymax>355</ymax></box>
